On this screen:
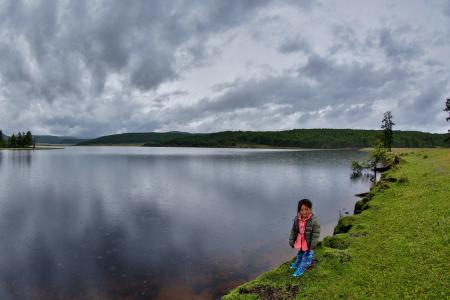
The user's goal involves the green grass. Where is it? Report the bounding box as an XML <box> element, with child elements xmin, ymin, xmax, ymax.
<box><xmin>223</xmin><ymin>149</ymin><xmax>450</xmax><ymax>299</ymax></box>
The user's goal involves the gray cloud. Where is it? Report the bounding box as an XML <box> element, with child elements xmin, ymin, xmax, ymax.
<box><xmin>0</xmin><ymin>0</ymin><xmax>448</xmax><ymax>136</ymax></box>
<box><xmin>443</xmin><ymin>1</ymin><xmax>450</xmax><ymax>17</ymax></box>
<box><xmin>299</xmin><ymin>54</ymin><xmax>412</xmax><ymax>95</ymax></box>
<box><xmin>0</xmin><ymin>0</ymin><xmax>280</xmax><ymax>98</ymax></box>
<box><xmin>161</xmin><ymin>53</ymin><xmax>414</xmax><ymax>132</ymax></box>
<box><xmin>376</xmin><ymin>28</ymin><xmax>423</xmax><ymax>60</ymax></box>
<box><xmin>396</xmin><ymin>84</ymin><xmax>448</xmax><ymax>128</ymax></box>
<box><xmin>279</xmin><ymin>37</ymin><xmax>311</xmax><ymax>54</ymax></box>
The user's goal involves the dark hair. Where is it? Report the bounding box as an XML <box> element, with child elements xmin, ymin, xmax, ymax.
<box><xmin>297</xmin><ymin>198</ymin><xmax>312</xmax><ymax>213</ymax></box>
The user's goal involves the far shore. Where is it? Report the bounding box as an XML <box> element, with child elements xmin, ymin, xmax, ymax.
<box><xmin>76</xmin><ymin>143</ymin><xmax>364</xmax><ymax>151</ymax></box>
<box><xmin>76</xmin><ymin>143</ymin><xmax>145</xmax><ymax>147</ymax></box>
<box><xmin>0</xmin><ymin>145</ymin><xmax>64</xmax><ymax>150</ymax></box>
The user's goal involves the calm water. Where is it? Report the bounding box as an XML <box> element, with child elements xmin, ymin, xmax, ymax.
<box><xmin>0</xmin><ymin>147</ymin><xmax>369</xmax><ymax>299</ymax></box>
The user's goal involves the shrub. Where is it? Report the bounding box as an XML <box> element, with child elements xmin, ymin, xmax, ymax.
<box><xmin>376</xmin><ymin>180</ymin><xmax>390</xmax><ymax>190</ymax></box>
<box><xmin>354</xmin><ymin>197</ymin><xmax>370</xmax><ymax>214</ymax></box>
<box><xmin>334</xmin><ymin>216</ymin><xmax>354</xmax><ymax>234</ymax></box>
<box><xmin>322</xmin><ymin>249</ymin><xmax>352</xmax><ymax>263</ymax></box>
<box><xmin>322</xmin><ymin>235</ymin><xmax>350</xmax><ymax>249</ymax></box>
<box><xmin>398</xmin><ymin>172</ymin><xmax>409</xmax><ymax>184</ymax></box>
<box><xmin>351</xmin><ymin>160</ymin><xmax>364</xmax><ymax>178</ymax></box>
<box><xmin>384</xmin><ymin>176</ymin><xmax>398</xmax><ymax>182</ymax></box>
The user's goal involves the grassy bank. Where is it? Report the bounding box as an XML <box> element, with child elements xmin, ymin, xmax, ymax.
<box><xmin>223</xmin><ymin>148</ymin><xmax>449</xmax><ymax>299</ymax></box>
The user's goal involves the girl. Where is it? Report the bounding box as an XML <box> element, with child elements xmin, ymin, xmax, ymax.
<box><xmin>289</xmin><ymin>198</ymin><xmax>320</xmax><ymax>277</ymax></box>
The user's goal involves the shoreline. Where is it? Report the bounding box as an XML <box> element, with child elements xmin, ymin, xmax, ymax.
<box><xmin>0</xmin><ymin>146</ymin><xmax>64</xmax><ymax>150</ymax></box>
<box><xmin>75</xmin><ymin>144</ymin><xmax>365</xmax><ymax>151</ymax></box>
<box><xmin>75</xmin><ymin>144</ymin><xmax>447</xmax><ymax>151</ymax></box>
<box><xmin>223</xmin><ymin>148</ymin><xmax>449</xmax><ymax>299</ymax></box>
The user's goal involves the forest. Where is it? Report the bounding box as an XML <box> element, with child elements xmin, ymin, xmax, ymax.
<box><xmin>0</xmin><ymin>130</ymin><xmax>34</xmax><ymax>148</ymax></box>
<box><xmin>141</xmin><ymin>129</ymin><xmax>448</xmax><ymax>149</ymax></box>
<box><xmin>78</xmin><ymin>129</ymin><xmax>447</xmax><ymax>149</ymax></box>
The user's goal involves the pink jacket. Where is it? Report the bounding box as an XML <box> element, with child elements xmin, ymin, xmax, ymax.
<box><xmin>294</xmin><ymin>213</ymin><xmax>312</xmax><ymax>251</ymax></box>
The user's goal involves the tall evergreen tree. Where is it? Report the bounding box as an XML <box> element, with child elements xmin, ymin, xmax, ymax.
<box><xmin>381</xmin><ymin>111</ymin><xmax>395</xmax><ymax>151</ymax></box>
<box><xmin>17</xmin><ymin>132</ymin><xmax>23</xmax><ymax>147</ymax></box>
<box><xmin>445</xmin><ymin>98</ymin><xmax>450</xmax><ymax>143</ymax></box>
<box><xmin>9</xmin><ymin>134</ymin><xmax>16</xmax><ymax>147</ymax></box>
<box><xmin>24</xmin><ymin>131</ymin><xmax>33</xmax><ymax>146</ymax></box>
<box><xmin>0</xmin><ymin>129</ymin><xmax>3</xmax><ymax>146</ymax></box>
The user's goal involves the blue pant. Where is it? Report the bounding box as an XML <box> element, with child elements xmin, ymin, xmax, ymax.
<box><xmin>290</xmin><ymin>250</ymin><xmax>314</xmax><ymax>277</ymax></box>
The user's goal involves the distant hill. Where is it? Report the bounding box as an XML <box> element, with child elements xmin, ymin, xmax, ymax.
<box><xmin>77</xmin><ymin>132</ymin><xmax>191</xmax><ymax>145</ymax></box>
<box><xmin>35</xmin><ymin>135</ymin><xmax>87</xmax><ymax>145</ymax></box>
<box><xmin>140</xmin><ymin>129</ymin><xmax>448</xmax><ymax>149</ymax></box>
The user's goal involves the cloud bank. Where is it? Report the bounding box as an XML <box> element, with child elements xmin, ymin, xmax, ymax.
<box><xmin>0</xmin><ymin>0</ymin><xmax>448</xmax><ymax>137</ymax></box>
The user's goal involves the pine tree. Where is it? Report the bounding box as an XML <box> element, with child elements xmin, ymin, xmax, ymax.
<box><xmin>9</xmin><ymin>134</ymin><xmax>16</xmax><ymax>147</ymax></box>
<box><xmin>24</xmin><ymin>131</ymin><xmax>33</xmax><ymax>146</ymax></box>
<box><xmin>17</xmin><ymin>132</ymin><xmax>23</xmax><ymax>147</ymax></box>
<box><xmin>445</xmin><ymin>98</ymin><xmax>450</xmax><ymax>121</ymax></box>
<box><xmin>0</xmin><ymin>129</ymin><xmax>3</xmax><ymax>146</ymax></box>
<box><xmin>381</xmin><ymin>111</ymin><xmax>395</xmax><ymax>151</ymax></box>
<box><xmin>445</xmin><ymin>98</ymin><xmax>450</xmax><ymax>143</ymax></box>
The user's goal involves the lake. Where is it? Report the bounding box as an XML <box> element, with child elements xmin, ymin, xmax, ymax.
<box><xmin>0</xmin><ymin>147</ymin><xmax>369</xmax><ymax>299</ymax></box>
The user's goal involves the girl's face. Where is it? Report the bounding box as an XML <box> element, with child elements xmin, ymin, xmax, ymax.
<box><xmin>299</xmin><ymin>205</ymin><xmax>311</xmax><ymax>218</ymax></box>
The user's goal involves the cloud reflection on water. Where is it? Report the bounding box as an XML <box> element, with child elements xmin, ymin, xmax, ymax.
<box><xmin>0</xmin><ymin>147</ymin><xmax>369</xmax><ymax>299</ymax></box>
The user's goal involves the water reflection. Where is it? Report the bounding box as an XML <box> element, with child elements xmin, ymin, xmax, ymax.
<box><xmin>10</xmin><ymin>150</ymin><xmax>33</xmax><ymax>166</ymax></box>
<box><xmin>0</xmin><ymin>147</ymin><xmax>369</xmax><ymax>299</ymax></box>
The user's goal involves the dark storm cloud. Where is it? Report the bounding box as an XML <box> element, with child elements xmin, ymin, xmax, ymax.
<box><xmin>0</xmin><ymin>0</ymin><xmax>84</xmax><ymax>100</ymax></box>
<box><xmin>0</xmin><ymin>0</ymin><xmax>282</xmax><ymax>100</ymax></box>
<box><xmin>0</xmin><ymin>0</ymin><xmax>447</xmax><ymax>135</ymax></box>
<box><xmin>1</xmin><ymin>0</ymin><xmax>303</xmax><ymax>136</ymax></box>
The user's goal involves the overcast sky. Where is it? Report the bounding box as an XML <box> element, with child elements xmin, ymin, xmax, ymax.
<box><xmin>0</xmin><ymin>0</ymin><xmax>449</xmax><ymax>137</ymax></box>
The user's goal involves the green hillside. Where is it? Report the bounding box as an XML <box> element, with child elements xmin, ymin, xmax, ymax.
<box><xmin>77</xmin><ymin>132</ymin><xmax>190</xmax><ymax>145</ymax></box>
<box><xmin>141</xmin><ymin>129</ymin><xmax>447</xmax><ymax>149</ymax></box>
<box><xmin>35</xmin><ymin>135</ymin><xmax>87</xmax><ymax>144</ymax></box>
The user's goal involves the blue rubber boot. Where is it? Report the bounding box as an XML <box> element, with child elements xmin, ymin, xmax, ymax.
<box><xmin>289</xmin><ymin>251</ymin><xmax>303</xmax><ymax>269</ymax></box>
<box><xmin>304</xmin><ymin>250</ymin><xmax>314</xmax><ymax>266</ymax></box>
<box><xmin>293</xmin><ymin>250</ymin><xmax>314</xmax><ymax>277</ymax></box>
<box><xmin>293</xmin><ymin>266</ymin><xmax>305</xmax><ymax>277</ymax></box>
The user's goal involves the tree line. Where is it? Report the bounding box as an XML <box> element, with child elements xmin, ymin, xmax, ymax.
<box><xmin>142</xmin><ymin>99</ymin><xmax>449</xmax><ymax>149</ymax></box>
<box><xmin>445</xmin><ymin>98</ymin><xmax>450</xmax><ymax>143</ymax></box>
<box><xmin>0</xmin><ymin>130</ymin><xmax>34</xmax><ymax>148</ymax></box>
<box><xmin>141</xmin><ymin>128</ymin><xmax>447</xmax><ymax>149</ymax></box>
